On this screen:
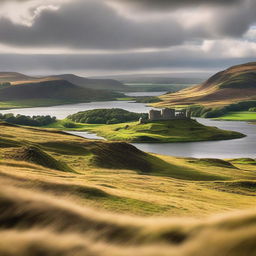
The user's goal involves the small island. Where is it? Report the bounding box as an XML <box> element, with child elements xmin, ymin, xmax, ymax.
<box><xmin>64</xmin><ymin>108</ymin><xmax>245</xmax><ymax>143</ymax></box>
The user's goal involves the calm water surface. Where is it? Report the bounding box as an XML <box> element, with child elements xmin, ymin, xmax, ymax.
<box><xmin>0</xmin><ymin>100</ymin><xmax>154</xmax><ymax>119</ymax></box>
<box><xmin>66</xmin><ymin>131</ymin><xmax>105</xmax><ymax>140</ymax></box>
<box><xmin>133</xmin><ymin>118</ymin><xmax>256</xmax><ymax>158</ymax></box>
<box><xmin>124</xmin><ymin>91</ymin><xmax>167</xmax><ymax>97</ymax></box>
<box><xmin>1</xmin><ymin>95</ymin><xmax>255</xmax><ymax>158</ymax></box>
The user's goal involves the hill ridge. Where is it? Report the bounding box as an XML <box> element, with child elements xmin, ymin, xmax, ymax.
<box><xmin>155</xmin><ymin>62</ymin><xmax>256</xmax><ymax>107</ymax></box>
<box><xmin>0</xmin><ymin>71</ymin><xmax>125</xmax><ymax>91</ymax></box>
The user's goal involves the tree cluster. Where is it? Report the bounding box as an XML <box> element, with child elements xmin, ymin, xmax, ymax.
<box><xmin>68</xmin><ymin>108</ymin><xmax>147</xmax><ymax>124</ymax></box>
<box><xmin>188</xmin><ymin>100</ymin><xmax>256</xmax><ymax>118</ymax></box>
<box><xmin>0</xmin><ymin>113</ymin><xmax>56</xmax><ymax>126</ymax></box>
<box><xmin>0</xmin><ymin>82</ymin><xmax>11</xmax><ymax>88</ymax></box>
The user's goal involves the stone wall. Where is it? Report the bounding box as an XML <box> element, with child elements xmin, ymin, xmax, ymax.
<box><xmin>148</xmin><ymin>108</ymin><xmax>190</xmax><ymax>121</ymax></box>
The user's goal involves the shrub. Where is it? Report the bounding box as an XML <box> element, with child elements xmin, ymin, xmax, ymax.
<box><xmin>68</xmin><ymin>108</ymin><xmax>147</xmax><ymax>124</ymax></box>
<box><xmin>188</xmin><ymin>100</ymin><xmax>256</xmax><ymax>118</ymax></box>
<box><xmin>62</xmin><ymin>121</ymin><xmax>78</xmax><ymax>128</ymax></box>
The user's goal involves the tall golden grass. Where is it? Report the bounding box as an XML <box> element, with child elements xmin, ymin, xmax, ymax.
<box><xmin>0</xmin><ymin>124</ymin><xmax>255</xmax><ymax>255</ymax></box>
<box><xmin>0</xmin><ymin>180</ymin><xmax>256</xmax><ymax>256</ymax></box>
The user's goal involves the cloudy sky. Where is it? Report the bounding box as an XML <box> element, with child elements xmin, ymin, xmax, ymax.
<box><xmin>0</xmin><ymin>0</ymin><xmax>255</xmax><ymax>76</ymax></box>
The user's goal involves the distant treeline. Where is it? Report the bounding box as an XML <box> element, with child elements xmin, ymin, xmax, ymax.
<box><xmin>68</xmin><ymin>108</ymin><xmax>147</xmax><ymax>124</ymax></box>
<box><xmin>135</xmin><ymin>96</ymin><xmax>162</xmax><ymax>103</ymax></box>
<box><xmin>189</xmin><ymin>100</ymin><xmax>256</xmax><ymax>118</ymax></box>
<box><xmin>0</xmin><ymin>113</ymin><xmax>56</xmax><ymax>126</ymax></box>
<box><xmin>0</xmin><ymin>82</ymin><xmax>11</xmax><ymax>87</ymax></box>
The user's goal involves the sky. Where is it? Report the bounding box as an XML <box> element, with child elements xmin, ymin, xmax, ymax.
<box><xmin>0</xmin><ymin>0</ymin><xmax>255</xmax><ymax>77</ymax></box>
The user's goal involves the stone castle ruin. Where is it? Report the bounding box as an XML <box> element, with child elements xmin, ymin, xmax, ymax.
<box><xmin>140</xmin><ymin>108</ymin><xmax>191</xmax><ymax>123</ymax></box>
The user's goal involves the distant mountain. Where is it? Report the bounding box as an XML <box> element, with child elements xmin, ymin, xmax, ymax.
<box><xmin>93</xmin><ymin>73</ymin><xmax>208</xmax><ymax>84</ymax></box>
<box><xmin>0</xmin><ymin>72</ymin><xmax>126</xmax><ymax>91</ymax></box>
<box><xmin>155</xmin><ymin>62</ymin><xmax>256</xmax><ymax>107</ymax></box>
<box><xmin>49</xmin><ymin>74</ymin><xmax>126</xmax><ymax>91</ymax></box>
<box><xmin>122</xmin><ymin>77</ymin><xmax>204</xmax><ymax>84</ymax></box>
<box><xmin>91</xmin><ymin>74</ymin><xmax>205</xmax><ymax>84</ymax></box>
<box><xmin>0</xmin><ymin>72</ymin><xmax>33</xmax><ymax>82</ymax></box>
<box><xmin>0</xmin><ymin>79</ymin><xmax>122</xmax><ymax>102</ymax></box>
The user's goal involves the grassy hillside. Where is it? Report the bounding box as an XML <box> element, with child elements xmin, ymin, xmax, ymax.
<box><xmin>70</xmin><ymin>119</ymin><xmax>245</xmax><ymax>143</ymax></box>
<box><xmin>215</xmin><ymin>111</ymin><xmax>256</xmax><ymax>121</ymax></box>
<box><xmin>0</xmin><ymin>71</ymin><xmax>126</xmax><ymax>91</ymax></box>
<box><xmin>0</xmin><ymin>122</ymin><xmax>256</xmax><ymax>255</ymax></box>
<box><xmin>154</xmin><ymin>62</ymin><xmax>256</xmax><ymax>108</ymax></box>
<box><xmin>0</xmin><ymin>98</ymin><xmax>88</xmax><ymax>110</ymax></box>
<box><xmin>0</xmin><ymin>71</ymin><xmax>33</xmax><ymax>82</ymax></box>
<box><xmin>0</xmin><ymin>79</ymin><xmax>122</xmax><ymax>103</ymax></box>
<box><xmin>0</xmin><ymin>72</ymin><xmax>126</xmax><ymax>109</ymax></box>
<box><xmin>0</xmin><ymin>122</ymin><xmax>255</xmax><ymax>216</ymax></box>
<box><xmin>125</xmin><ymin>83</ymin><xmax>193</xmax><ymax>92</ymax></box>
<box><xmin>0</xmin><ymin>184</ymin><xmax>256</xmax><ymax>256</ymax></box>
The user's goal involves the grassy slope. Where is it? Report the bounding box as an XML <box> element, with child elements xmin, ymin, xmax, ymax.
<box><xmin>64</xmin><ymin>119</ymin><xmax>245</xmax><ymax>143</ymax></box>
<box><xmin>1</xmin><ymin>183</ymin><xmax>256</xmax><ymax>256</ymax></box>
<box><xmin>0</xmin><ymin>123</ymin><xmax>256</xmax><ymax>255</ymax></box>
<box><xmin>154</xmin><ymin>62</ymin><xmax>256</xmax><ymax>108</ymax></box>
<box><xmin>50</xmin><ymin>74</ymin><xmax>126</xmax><ymax>91</ymax></box>
<box><xmin>0</xmin><ymin>71</ymin><xmax>126</xmax><ymax>91</ymax></box>
<box><xmin>0</xmin><ymin>98</ymin><xmax>84</xmax><ymax>110</ymax></box>
<box><xmin>0</xmin><ymin>80</ymin><xmax>121</xmax><ymax>101</ymax></box>
<box><xmin>125</xmin><ymin>83</ymin><xmax>192</xmax><ymax>92</ymax></box>
<box><xmin>215</xmin><ymin>111</ymin><xmax>256</xmax><ymax>121</ymax></box>
<box><xmin>0</xmin><ymin>122</ymin><xmax>255</xmax><ymax>218</ymax></box>
<box><xmin>0</xmin><ymin>74</ymin><xmax>123</xmax><ymax>109</ymax></box>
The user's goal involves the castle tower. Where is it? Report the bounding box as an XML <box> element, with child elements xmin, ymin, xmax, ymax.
<box><xmin>161</xmin><ymin>108</ymin><xmax>175</xmax><ymax>120</ymax></box>
<box><xmin>186</xmin><ymin>109</ymin><xmax>191</xmax><ymax>119</ymax></box>
<box><xmin>177</xmin><ymin>109</ymin><xmax>186</xmax><ymax>119</ymax></box>
<box><xmin>149</xmin><ymin>110</ymin><xmax>162</xmax><ymax>121</ymax></box>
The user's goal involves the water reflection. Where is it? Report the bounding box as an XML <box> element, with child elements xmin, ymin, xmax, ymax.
<box><xmin>133</xmin><ymin>119</ymin><xmax>256</xmax><ymax>158</ymax></box>
<box><xmin>1</xmin><ymin>101</ymin><xmax>255</xmax><ymax>158</ymax></box>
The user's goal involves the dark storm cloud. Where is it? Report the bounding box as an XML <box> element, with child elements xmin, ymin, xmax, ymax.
<box><xmin>0</xmin><ymin>0</ymin><xmax>255</xmax><ymax>51</ymax></box>
<box><xmin>208</xmin><ymin>0</ymin><xmax>256</xmax><ymax>37</ymax></box>
<box><xmin>0</xmin><ymin>52</ymin><xmax>254</xmax><ymax>74</ymax></box>
<box><xmin>0</xmin><ymin>0</ymin><xmax>255</xmax><ymax>74</ymax></box>
<box><xmin>0</xmin><ymin>0</ymin><xmax>186</xmax><ymax>50</ymax></box>
<box><xmin>116</xmin><ymin>0</ymin><xmax>242</xmax><ymax>9</ymax></box>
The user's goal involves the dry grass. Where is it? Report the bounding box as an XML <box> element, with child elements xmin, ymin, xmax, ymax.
<box><xmin>154</xmin><ymin>62</ymin><xmax>256</xmax><ymax>108</ymax></box>
<box><xmin>0</xmin><ymin>182</ymin><xmax>256</xmax><ymax>256</ymax></box>
<box><xmin>0</xmin><ymin>123</ymin><xmax>256</xmax><ymax>255</ymax></box>
<box><xmin>0</xmin><ymin>122</ymin><xmax>255</xmax><ymax>217</ymax></box>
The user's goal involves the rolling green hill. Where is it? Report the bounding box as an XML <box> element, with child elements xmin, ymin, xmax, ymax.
<box><xmin>0</xmin><ymin>71</ymin><xmax>126</xmax><ymax>91</ymax></box>
<box><xmin>62</xmin><ymin>119</ymin><xmax>245</xmax><ymax>143</ymax></box>
<box><xmin>0</xmin><ymin>71</ymin><xmax>126</xmax><ymax>108</ymax></box>
<box><xmin>0</xmin><ymin>122</ymin><xmax>256</xmax><ymax>256</ymax></box>
<box><xmin>154</xmin><ymin>62</ymin><xmax>256</xmax><ymax>108</ymax></box>
<box><xmin>0</xmin><ymin>79</ymin><xmax>122</xmax><ymax>104</ymax></box>
<box><xmin>0</xmin><ymin>121</ymin><xmax>255</xmax><ymax>214</ymax></box>
<box><xmin>0</xmin><ymin>72</ymin><xmax>33</xmax><ymax>82</ymax></box>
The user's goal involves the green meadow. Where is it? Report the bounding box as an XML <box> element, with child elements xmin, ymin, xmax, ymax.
<box><xmin>0</xmin><ymin>99</ymin><xmax>86</xmax><ymax>110</ymax></box>
<box><xmin>0</xmin><ymin>122</ymin><xmax>255</xmax><ymax>217</ymax></box>
<box><xmin>0</xmin><ymin>122</ymin><xmax>255</xmax><ymax>256</ymax></box>
<box><xmin>47</xmin><ymin>119</ymin><xmax>245</xmax><ymax>143</ymax></box>
<box><xmin>215</xmin><ymin>111</ymin><xmax>256</xmax><ymax>121</ymax></box>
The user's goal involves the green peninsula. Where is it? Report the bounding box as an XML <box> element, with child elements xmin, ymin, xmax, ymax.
<box><xmin>51</xmin><ymin>118</ymin><xmax>245</xmax><ymax>143</ymax></box>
